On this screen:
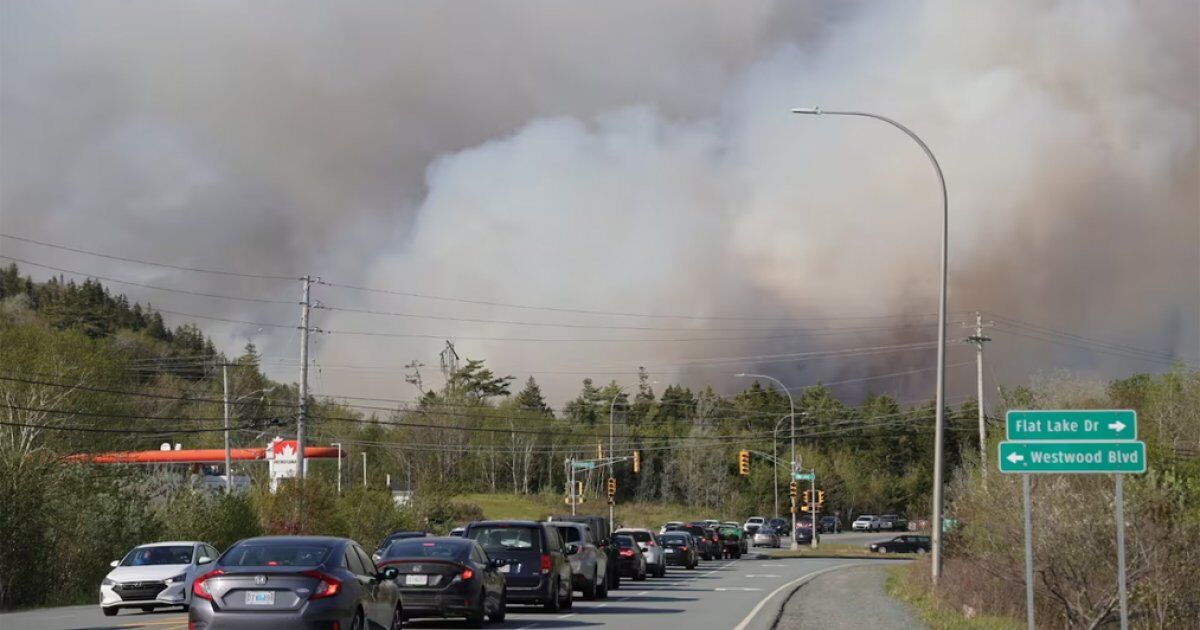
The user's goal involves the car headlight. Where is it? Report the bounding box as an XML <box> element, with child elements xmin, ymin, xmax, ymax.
<box><xmin>164</xmin><ymin>573</ymin><xmax>187</xmax><ymax>584</ymax></box>
<box><xmin>101</xmin><ymin>578</ymin><xmax>115</xmax><ymax>586</ymax></box>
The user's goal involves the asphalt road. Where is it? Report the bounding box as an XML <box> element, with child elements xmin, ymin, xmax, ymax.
<box><xmin>775</xmin><ymin>564</ymin><xmax>921</xmax><ymax>629</ymax></box>
<box><xmin>0</xmin><ymin>555</ymin><xmax>901</xmax><ymax>630</ymax></box>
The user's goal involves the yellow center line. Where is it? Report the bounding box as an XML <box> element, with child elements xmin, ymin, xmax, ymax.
<box><xmin>116</xmin><ymin>617</ymin><xmax>187</xmax><ymax>628</ymax></box>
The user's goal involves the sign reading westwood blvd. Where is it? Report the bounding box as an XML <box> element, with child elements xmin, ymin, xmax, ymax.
<box><xmin>998</xmin><ymin>441</ymin><xmax>1147</xmax><ymax>474</ymax></box>
<box><xmin>1007</xmin><ymin>409</ymin><xmax>1136</xmax><ymax>441</ymax></box>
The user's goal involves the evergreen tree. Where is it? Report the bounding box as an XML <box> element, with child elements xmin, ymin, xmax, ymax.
<box><xmin>514</xmin><ymin>377</ymin><xmax>552</xmax><ymax>415</ymax></box>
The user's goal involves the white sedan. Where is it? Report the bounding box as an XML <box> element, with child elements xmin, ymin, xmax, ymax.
<box><xmin>100</xmin><ymin>541</ymin><xmax>219</xmax><ymax>616</ymax></box>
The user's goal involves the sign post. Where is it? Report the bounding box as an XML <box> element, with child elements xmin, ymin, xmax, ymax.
<box><xmin>999</xmin><ymin>410</ymin><xmax>1142</xmax><ymax>630</ymax></box>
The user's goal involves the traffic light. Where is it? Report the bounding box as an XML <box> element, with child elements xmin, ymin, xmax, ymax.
<box><xmin>817</xmin><ymin>490</ymin><xmax>825</xmax><ymax>505</ymax></box>
<box><xmin>574</xmin><ymin>481</ymin><xmax>584</xmax><ymax>500</ymax></box>
<box><xmin>606</xmin><ymin>477</ymin><xmax>617</xmax><ymax>497</ymax></box>
<box><xmin>789</xmin><ymin>495</ymin><xmax>797</xmax><ymax>513</ymax></box>
<box><xmin>633</xmin><ymin>450</ymin><xmax>641</xmax><ymax>474</ymax></box>
<box><xmin>738</xmin><ymin>450</ymin><xmax>750</xmax><ymax>476</ymax></box>
<box><xmin>789</xmin><ymin>481</ymin><xmax>799</xmax><ymax>497</ymax></box>
<box><xmin>802</xmin><ymin>490</ymin><xmax>811</xmax><ymax>504</ymax></box>
<box><xmin>597</xmin><ymin>442</ymin><xmax>604</xmax><ymax>459</ymax></box>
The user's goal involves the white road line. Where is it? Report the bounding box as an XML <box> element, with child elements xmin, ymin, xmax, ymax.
<box><xmin>557</xmin><ymin>613</ymin><xmax>577</xmax><ymax>619</ymax></box>
<box><xmin>636</xmin><ymin>590</ymin><xmax>649</xmax><ymax>595</ymax></box>
<box><xmin>731</xmin><ymin>562</ymin><xmax>876</xmax><ymax>630</ymax></box>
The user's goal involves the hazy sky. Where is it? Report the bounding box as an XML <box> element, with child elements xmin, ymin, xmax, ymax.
<box><xmin>2</xmin><ymin>0</ymin><xmax>1197</xmax><ymax>405</ymax></box>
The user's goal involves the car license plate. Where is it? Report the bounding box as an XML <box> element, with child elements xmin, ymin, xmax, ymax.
<box><xmin>498</xmin><ymin>563</ymin><xmax>511</xmax><ymax>573</ymax></box>
<box><xmin>665</xmin><ymin>549</ymin><xmax>676</xmax><ymax>554</ymax></box>
<box><xmin>245</xmin><ymin>591</ymin><xmax>275</xmax><ymax>605</ymax></box>
<box><xmin>405</xmin><ymin>574</ymin><xmax>428</xmax><ymax>586</ymax></box>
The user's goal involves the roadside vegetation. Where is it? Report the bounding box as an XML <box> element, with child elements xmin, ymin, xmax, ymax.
<box><xmin>1</xmin><ymin>264</ymin><xmax>1197</xmax><ymax>624</ymax></box>
<box><xmin>886</xmin><ymin>564</ymin><xmax>1020</xmax><ymax>630</ymax></box>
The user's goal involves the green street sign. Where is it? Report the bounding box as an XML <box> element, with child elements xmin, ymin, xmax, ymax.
<box><xmin>571</xmin><ymin>461</ymin><xmax>596</xmax><ymax>470</ymax></box>
<box><xmin>793</xmin><ymin>473</ymin><xmax>814</xmax><ymax>481</ymax></box>
<box><xmin>1006</xmin><ymin>409</ymin><xmax>1136</xmax><ymax>441</ymax></box>
<box><xmin>998</xmin><ymin>441</ymin><xmax>1147</xmax><ymax>474</ymax></box>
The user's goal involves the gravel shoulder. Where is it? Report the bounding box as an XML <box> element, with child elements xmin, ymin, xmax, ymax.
<box><xmin>773</xmin><ymin>564</ymin><xmax>925</xmax><ymax>630</ymax></box>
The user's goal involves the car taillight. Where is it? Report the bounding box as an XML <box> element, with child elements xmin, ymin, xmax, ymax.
<box><xmin>540</xmin><ymin>554</ymin><xmax>551</xmax><ymax>574</ymax></box>
<box><xmin>679</xmin><ymin>546</ymin><xmax>688</xmax><ymax>551</ymax></box>
<box><xmin>619</xmin><ymin>549</ymin><xmax>633</xmax><ymax>557</ymax></box>
<box><xmin>302</xmin><ymin>570</ymin><xmax>341</xmax><ymax>600</ymax></box>
<box><xmin>191</xmin><ymin>569</ymin><xmax>223</xmax><ymax>601</ymax></box>
<box><xmin>461</xmin><ymin>568</ymin><xmax>475</xmax><ymax>581</ymax></box>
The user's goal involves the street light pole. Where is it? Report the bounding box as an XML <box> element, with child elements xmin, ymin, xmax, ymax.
<box><xmin>223</xmin><ymin>364</ymin><xmax>232</xmax><ymax>495</ymax></box>
<box><xmin>791</xmin><ymin>106</ymin><xmax>949</xmax><ymax>584</ymax></box>
<box><xmin>773</xmin><ymin>414</ymin><xmax>790</xmax><ymax>518</ymax></box>
<box><xmin>737</xmin><ymin>373</ymin><xmax>797</xmax><ymax>548</ymax></box>
<box><xmin>608</xmin><ymin>390</ymin><xmax>620</xmax><ymax>534</ymax></box>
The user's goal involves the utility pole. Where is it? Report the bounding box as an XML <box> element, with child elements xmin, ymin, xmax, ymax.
<box><xmin>362</xmin><ymin>451</ymin><xmax>368</xmax><ymax>487</ymax></box>
<box><xmin>965</xmin><ymin>312</ymin><xmax>993</xmax><ymax>481</ymax></box>
<box><xmin>332</xmin><ymin>443</ymin><xmax>342</xmax><ymax>494</ymax></box>
<box><xmin>297</xmin><ymin>275</ymin><xmax>311</xmax><ymax>479</ymax></box>
<box><xmin>223</xmin><ymin>363</ymin><xmax>232</xmax><ymax>494</ymax></box>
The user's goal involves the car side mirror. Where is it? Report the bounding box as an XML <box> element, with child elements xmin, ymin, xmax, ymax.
<box><xmin>379</xmin><ymin>566</ymin><xmax>400</xmax><ymax>581</ymax></box>
<box><xmin>197</xmin><ymin>556</ymin><xmax>212</xmax><ymax>565</ymax></box>
<box><xmin>110</xmin><ymin>560</ymin><xmax>120</xmax><ymax>568</ymax></box>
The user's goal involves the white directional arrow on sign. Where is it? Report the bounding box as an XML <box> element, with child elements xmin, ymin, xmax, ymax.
<box><xmin>1007</xmin><ymin>452</ymin><xmax>1025</xmax><ymax>464</ymax></box>
<box><xmin>1109</xmin><ymin>420</ymin><xmax>1126</xmax><ymax>432</ymax></box>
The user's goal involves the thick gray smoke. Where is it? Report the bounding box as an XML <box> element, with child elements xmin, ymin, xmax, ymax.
<box><xmin>1</xmin><ymin>0</ymin><xmax>1197</xmax><ymax>404</ymax></box>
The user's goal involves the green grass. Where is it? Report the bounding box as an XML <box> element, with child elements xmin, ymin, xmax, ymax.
<box><xmin>765</xmin><ymin>543</ymin><xmax>914</xmax><ymax>559</ymax></box>
<box><xmin>452</xmin><ymin>493</ymin><xmax>733</xmax><ymax>528</ymax></box>
<box><xmin>885</xmin><ymin>565</ymin><xmax>1021</xmax><ymax>630</ymax></box>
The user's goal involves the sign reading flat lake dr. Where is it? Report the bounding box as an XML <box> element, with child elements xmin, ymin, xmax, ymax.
<box><xmin>793</xmin><ymin>472</ymin><xmax>814</xmax><ymax>481</ymax></box>
<box><xmin>1006</xmin><ymin>409</ymin><xmax>1136</xmax><ymax>441</ymax></box>
<box><xmin>998</xmin><ymin>441</ymin><xmax>1146</xmax><ymax>474</ymax></box>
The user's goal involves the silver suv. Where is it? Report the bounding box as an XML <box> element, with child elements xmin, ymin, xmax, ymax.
<box><xmin>614</xmin><ymin>529</ymin><xmax>665</xmax><ymax>578</ymax></box>
<box><xmin>547</xmin><ymin>522</ymin><xmax>609</xmax><ymax>600</ymax></box>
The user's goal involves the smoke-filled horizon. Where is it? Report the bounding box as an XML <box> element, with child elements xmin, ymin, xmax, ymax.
<box><xmin>1</xmin><ymin>0</ymin><xmax>1197</xmax><ymax>405</ymax></box>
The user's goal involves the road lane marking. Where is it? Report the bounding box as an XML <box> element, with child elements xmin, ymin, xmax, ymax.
<box><xmin>636</xmin><ymin>590</ymin><xmax>649</xmax><ymax>595</ymax></box>
<box><xmin>760</xmin><ymin>564</ymin><xmax>786</xmax><ymax>567</ymax></box>
<box><xmin>557</xmin><ymin>613</ymin><xmax>576</xmax><ymax>619</ymax></box>
<box><xmin>745</xmin><ymin>574</ymin><xmax>780</xmax><ymax>578</ymax></box>
<box><xmin>731</xmin><ymin>561</ymin><xmax>877</xmax><ymax>630</ymax></box>
<box><xmin>716</xmin><ymin>587</ymin><xmax>764</xmax><ymax>591</ymax></box>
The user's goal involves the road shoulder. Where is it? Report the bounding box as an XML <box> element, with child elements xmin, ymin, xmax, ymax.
<box><xmin>772</xmin><ymin>564</ymin><xmax>925</xmax><ymax>629</ymax></box>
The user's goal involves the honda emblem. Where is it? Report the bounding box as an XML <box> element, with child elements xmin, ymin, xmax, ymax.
<box><xmin>254</xmin><ymin>574</ymin><xmax>268</xmax><ymax>586</ymax></box>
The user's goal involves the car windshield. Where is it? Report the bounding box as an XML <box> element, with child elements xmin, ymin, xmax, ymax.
<box><xmin>221</xmin><ymin>542</ymin><xmax>331</xmax><ymax>567</ymax></box>
<box><xmin>553</xmin><ymin>526</ymin><xmax>582</xmax><ymax>544</ymax></box>
<box><xmin>383</xmin><ymin>540</ymin><xmax>469</xmax><ymax>561</ymax></box>
<box><xmin>858</xmin><ymin>515</ymin><xmax>875</xmax><ymax>520</ymax></box>
<box><xmin>758</xmin><ymin>527</ymin><xmax>775</xmax><ymax>535</ymax></box>
<box><xmin>619</xmin><ymin>531</ymin><xmax>651</xmax><ymax>543</ymax></box>
<box><xmin>615</xmin><ymin>536</ymin><xmax>636</xmax><ymax>548</ymax></box>
<box><xmin>468</xmin><ymin>526</ymin><xmax>539</xmax><ymax>551</ymax></box>
<box><xmin>661</xmin><ymin>535</ymin><xmax>688</xmax><ymax>545</ymax></box>
<box><xmin>719</xmin><ymin>527</ymin><xmax>738</xmax><ymax>536</ymax></box>
<box><xmin>121</xmin><ymin>545</ymin><xmax>194</xmax><ymax>566</ymax></box>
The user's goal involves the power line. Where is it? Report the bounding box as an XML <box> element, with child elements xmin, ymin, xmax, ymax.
<box><xmin>0</xmin><ymin>233</ymin><xmax>298</xmax><ymax>281</ymax></box>
<box><xmin>0</xmin><ymin>255</ymin><xmax>295</xmax><ymax>305</ymax></box>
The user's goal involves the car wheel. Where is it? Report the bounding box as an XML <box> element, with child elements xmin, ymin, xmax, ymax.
<box><xmin>565</xmin><ymin>579</ymin><xmax>575</xmax><ymax>610</ymax></box>
<box><xmin>610</xmin><ymin>570</ymin><xmax>620</xmax><ymax>590</ymax></box>
<box><xmin>878</xmin><ymin>547</ymin><xmax>889</xmax><ymax>554</ymax></box>
<box><xmin>489</xmin><ymin>588</ymin><xmax>506</xmax><ymax>622</ymax></box>
<box><xmin>466</xmin><ymin>596</ymin><xmax>486</xmax><ymax>628</ymax></box>
<box><xmin>916</xmin><ymin>548</ymin><xmax>927</xmax><ymax>555</ymax></box>
<box><xmin>349</xmin><ymin>608</ymin><xmax>365</xmax><ymax>630</ymax></box>
<box><xmin>390</xmin><ymin>603</ymin><xmax>404</xmax><ymax>630</ymax></box>
<box><xmin>583</xmin><ymin>570</ymin><xmax>598</xmax><ymax>600</ymax></box>
<box><xmin>597</xmin><ymin>572</ymin><xmax>608</xmax><ymax>599</ymax></box>
<box><xmin>102</xmin><ymin>607</ymin><xmax>118</xmax><ymax>617</ymax></box>
<box><xmin>543</xmin><ymin>579</ymin><xmax>561</xmax><ymax>612</ymax></box>
<box><xmin>656</xmin><ymin>563</ymin><xmax>666</xmax><ymax>578</ymax></box>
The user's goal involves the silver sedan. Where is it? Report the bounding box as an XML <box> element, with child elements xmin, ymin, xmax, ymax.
<box><xmin>752</xmin><ymin>528</ymin><xmax>782</xmax><ymax>548</ymax></box>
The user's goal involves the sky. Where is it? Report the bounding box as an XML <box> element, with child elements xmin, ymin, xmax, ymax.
<box><xmin>1</xmin><ymin>0</ymin><xmax>1197</xmax><ymax>406</ymax></box>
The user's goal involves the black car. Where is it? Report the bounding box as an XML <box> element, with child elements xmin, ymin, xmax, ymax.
<box><xmin>378</xmin><ymin>537</ymin><xmax>506</xmax><ymax>627</ymax></box>
<box><xmin>552</xmin><ymin>514</ymin><xmax>619</xmax><ymax>591</ymax></box>
<box><xmin>818</xmin><ymin>516</ymin><xmax>841</xmax><ymax>534</ymax></box>
<box><xmin>870</xmin><ymin>535</ymin><xmax>931</xmax><ymax>554</ymax></box>
<box><xmin>795</xmin><ymin>527</ymin><xmax>813</xmax><ymax>545</ymax></box>
<box><xmin>463</xmin><ymin>520</ymin><xmax>574</xmax><ymax>612</ymax></box>
<box><xmin>612</xmin><ymin>535</ymin><xmax>647</xmax><ymax>581</ymax></box>
<box><xmin>766</xmin><ymin>517</ymin><xmax>791</xmax><ymax>537</ymax></box>
<box><xmin>188</xmin><ymin>536</ymin><xmax>402</xmax><ymax>630</ymax></box>
<box><xmin>667</xmin><ymin>524</ymin><xmax>713</xmax><ymax>561</ymax></box>
<box><xmin>372</xmin><ymin>530</ymin><xmax>430</xmax><ymax>562</ymax></box>
<box><xmin>659</xmin><ymin>532</ymin><xmax>698</xmax><ymax>569</ymax></box>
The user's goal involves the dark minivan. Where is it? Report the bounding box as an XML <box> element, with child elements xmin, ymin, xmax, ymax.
<box><xmin>463</xmin><ymin>520</ymin><xmax>574</xmax><ymax>612</ymax></box>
